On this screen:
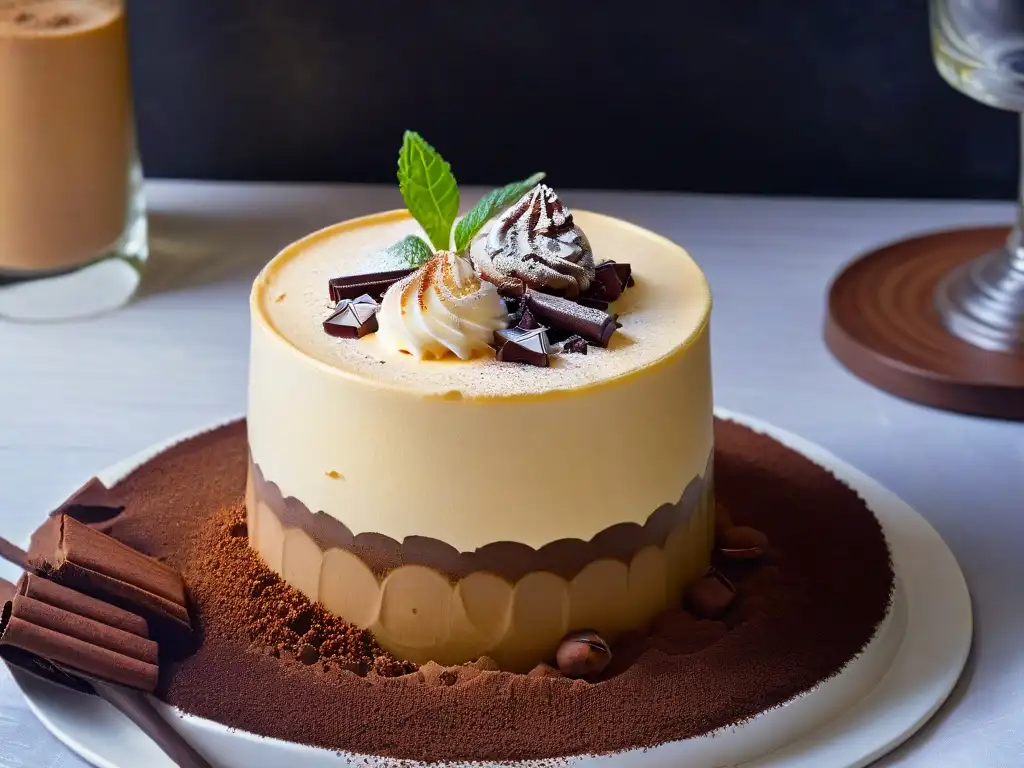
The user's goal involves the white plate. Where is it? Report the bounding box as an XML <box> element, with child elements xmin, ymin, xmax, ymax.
<box><xmin>12</xmin><ymin>409</ymin><xmax>972</xmax><ymax>768</ymax></box>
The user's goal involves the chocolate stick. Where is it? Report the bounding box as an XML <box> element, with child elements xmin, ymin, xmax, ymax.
<box><xmin>0</xmin><ymin>597</ymin><xmax>158</xmax><ymax>691</ymax></box>
<box><xmin>27</xmin><ymin>514</ymin><xmax>191</xmax><ymax>637</ymax></box>
<box><xmin>87</xmin><ymin>678</ymin><xmax>214</xmax><ymax>768</ymax></box>
<box><xmin>19</xmin><ymin>573</ymin><xmax>150</xmax><ymax>638</ymax></box>
<box><xmin>525</xmin><ymin>290</ymin><xmax>618</xmax><ymax>347</ymax></box>
<box><xmin>328</xmin><ymin>268</ymin><xmax>414</xmax><ymax>302</ymax></box>
<box><xmin>0</xmin><ymin>536</ymin><xmax>25</xmax><ymax>570</ymax></box>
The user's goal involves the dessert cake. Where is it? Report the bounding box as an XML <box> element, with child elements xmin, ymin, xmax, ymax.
<box><xmin>245</xmin><ymin>133</ymin><xmax>714</xmax><ymax>670</ymax></box>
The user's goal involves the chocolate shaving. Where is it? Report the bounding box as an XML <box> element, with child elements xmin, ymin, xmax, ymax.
<box><xmin>328</xmin><ymin>268</ymin><xmax>413</xmax><ymax>302</ymax></box>
<box><xmin>525</xmin><ymin>290</ymin><xmax>618</xmax><ymax>347</ymax></box>
<box><xmin>26</xmin><ymin>514</ymin><xmax>192</xmax><ymax>642</ymax></box>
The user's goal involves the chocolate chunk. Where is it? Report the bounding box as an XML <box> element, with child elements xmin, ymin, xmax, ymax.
<box><xmin>495</xmin><ymin>327</ymin><xmax>551</xmax><ymax>367</ymax></box>
<box><xmin>561</xmin><ymin>335</ymin><xmax>589</xmax><ymax>355</ymax></box>
<box><xmin>328</xmin><ymin>268</ymin><xmax>413</xmax><ymax>302</ymax></box>
<box><xmin>517</xmin><ymin>307</ymin><xmax>540</xmax><ymax>330</ymax></box>
<box><xmin>26</xmin><ymin>515</ymin><xmax>192</xmax><ymax>641</ymax></box>
<box><xmin>525</xmin><ymin>291</ymin><xmax>617</xmax><ymax>347</ymax></box>
<box><xmin>609</xmin><ymin>261</ymin><xmax>634</xmax><ymax>287</ymax></box>
<box><xmin>592</xmin><ymin>262</ymin><xmax>626</xmax><ymax>301</ymax></box>
<box><xmin>718</xmin><ymin>526</ymin><xmax>769</xmax><ymax>560</ymax></box>
<box><xmin>555</xmin><ymin>630</ymin><xmax>612</xmax><ymax>678</ymax></box>
<box><xmin>684</xmin><ymin>570</ymin><xmax>736</xmax><ymax>619</ymax></box>
<box><xmin>323</xmin><ymin>296</ymin><xmax>379</xmax><ymax>339</ymax></box>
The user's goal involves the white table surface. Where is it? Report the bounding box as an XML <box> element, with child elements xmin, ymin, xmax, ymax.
<box><xmin>0</xmin><ymin>180</ymin><xmax>1020</xmax><ymax>768</ymax></box>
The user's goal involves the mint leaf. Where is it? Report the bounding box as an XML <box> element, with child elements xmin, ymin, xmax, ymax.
<box><xmin>453</xmin><ymin>172</ymin><xmax>546</xmax><ymax>253</ymax></box>
<box><xmin>386</xmin><ymin>234</ymin><xmax>434</xmax><ymax>268</ymax></box>
<box><xmin>397</xmin><ymin>131</ymin><xmax>459</xmax><ymax>251</ymax></box>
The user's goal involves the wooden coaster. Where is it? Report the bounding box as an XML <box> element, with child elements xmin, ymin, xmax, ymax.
<box><xmin>824</xmin><ymin>226</ymin><xmax>1024</xmax><ymax>420</ymax></box>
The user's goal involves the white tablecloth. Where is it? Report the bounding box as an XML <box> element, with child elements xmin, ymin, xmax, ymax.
<box><xmin>0</xmin><ymin>181</ymin><xmax>1020</xmax><ymax>767</ymax></box>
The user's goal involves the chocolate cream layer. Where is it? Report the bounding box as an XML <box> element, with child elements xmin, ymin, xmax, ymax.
<box><xmin>248</xmin><ymin>453</ymin><xmax>713</xmax><ymax>583</ymax></box>
<box><xmin>246</xmin><ymin>453</ymin><xmax>715</xmax><ymax>669</ymax></box>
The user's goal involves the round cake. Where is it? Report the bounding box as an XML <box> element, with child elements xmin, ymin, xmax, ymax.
<box><xmin>246</xmin><ymin>156</ymin><xmax>713</xmax><ymax>671</ymax></box>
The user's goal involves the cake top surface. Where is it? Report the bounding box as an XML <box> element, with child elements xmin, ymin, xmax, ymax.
<box><xmin>255</xmin><ymin>208</ymin><xmax>710</xmax><ymax>398</ymax></box>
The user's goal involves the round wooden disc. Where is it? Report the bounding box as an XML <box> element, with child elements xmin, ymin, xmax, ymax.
<box><xmin>824</xmin><ymin>226</ymin><xmax>1024</xmax><ymax>420</ymax></box>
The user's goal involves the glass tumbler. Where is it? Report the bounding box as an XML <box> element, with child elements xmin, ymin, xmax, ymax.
<box><xmin>0</xmin><ymin>0</ymin><xmax>147</xmax><ymax>321</ymax></box>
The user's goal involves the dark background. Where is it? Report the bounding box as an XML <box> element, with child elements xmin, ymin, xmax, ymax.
<box><xmin>125</xmin><ymin>0</ymin><xmax>1019</xmax><ymax>200</ymax></box>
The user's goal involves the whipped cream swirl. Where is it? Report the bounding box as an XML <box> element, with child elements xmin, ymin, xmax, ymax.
<box><xmin>377</xmin><ymin>250</ymin><xmax>508</xmax><ymax>360</ymax></box>
<box><xmin>471</xmin><ymin>184</ymin><xmax>595</xmax><ymax>298</ymax></box>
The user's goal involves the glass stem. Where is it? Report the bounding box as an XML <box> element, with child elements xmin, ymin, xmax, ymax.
<box><xmin>933</xmin><ymin>115</ymin><xmax>1024</xmax><ymax>353</ymax></box>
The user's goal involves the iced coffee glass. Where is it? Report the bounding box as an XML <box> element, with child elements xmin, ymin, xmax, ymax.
<box><xmin>0</xmin><ymin>0</ymin><xmax>147</xmax><ymax>321</ymax></box>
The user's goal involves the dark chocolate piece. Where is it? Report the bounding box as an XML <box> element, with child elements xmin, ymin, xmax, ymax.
<box><xmin>606</xmin><ymin>260</ymin><xmax>634</xmax><ymax>288</ymax></box>
<box><xmin>495</xmin><ymin>327</ymin><xmax>551</xmax><ymax>367</ymax></box>
<box><xmin>561</xmin><ymin>335</ymin><xmax>589</xmax><ymax>355</ymax></box>
<box><xmin>323</xmin><ymin>296</ymin><xmax>379</xmax><ymax>339</ymax></box>
<box><xmin>517</xmin><ymin>307</ymin><xmax>539</xmax><ymax>330</ymax></box>
<box><xmin>49</xmin><ymin>477</ymin><xmax>125</xmax><ymax>528</ymax></box>
<box><xmin>592</xmin><ymin>261</ymin><xmax>626</xmax><ymax>300</ymax></box>
<box><xmin>525</xmin><ymin>291</ymin><xmax>618</xmax><ymax>347</ymax></box>
<box><xmin>328</xmin><ymin>268</ymin><xmax>413</xmax><ymax>302</ymax></box>
<box><xmin>26</xmin><ymin>514</ymin><xmax>192</xmax><ymax>640</ymax></box>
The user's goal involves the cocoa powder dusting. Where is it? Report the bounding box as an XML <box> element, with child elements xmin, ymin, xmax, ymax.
<box><xmin>188</xmin><ymin>504</ymin><xmax>415</xmax><ymax>677</ymax></box>
<box><xmin>100</xmin><ymin>419</ymin><xmax>893</xmax><ymax>763</ymax></box>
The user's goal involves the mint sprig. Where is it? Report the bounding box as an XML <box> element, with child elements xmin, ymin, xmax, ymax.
<box><xmin>453</xmin><ymin>171</ymin><xmax>546</xmax><ymax>252</ymax></box>
<box><xmin>386</xmin><ymin>234</ymin><xmax>434</xmax><ymax>268</ymax></box>
<box><xmin>397</xmin><ymin>131</ymin><xmax>459</xmax><ymax>251</ymax></box>
<box><xmin>389</xmin><ymin>130</ymin><xmax>546</xmax><ymax>268</ymax></box>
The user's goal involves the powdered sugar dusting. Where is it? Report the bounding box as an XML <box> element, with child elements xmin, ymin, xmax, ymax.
<box><xmin>260</xmin><ymin>212</ymin><xmax>709</xmax><ymax>398</ymax></box>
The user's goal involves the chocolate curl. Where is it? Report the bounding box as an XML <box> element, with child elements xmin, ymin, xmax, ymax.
<box><xmin>328</xmin><ymin>268</ymin><xmax>414</xmax><ymax>302</ymax></box>
<box><xmin>0</xmin><ymin>592</ymin><xmax>158</xmax><ymax>691</ymax></box>
<box><xmin>27</xmin><ymin>514</ymin><xmax>191</xmax><ymax>639</ymax></box>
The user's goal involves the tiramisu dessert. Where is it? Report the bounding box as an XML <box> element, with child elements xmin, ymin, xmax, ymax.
<box><xmin>246</xmin><ymin>133</ymin><xmax>713</xmax><ymax>670</ymax></box>
<box><xmin>0</xmin><ymin>132</ymin><xmax>897</xmax><ymax>767</ymax></box>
